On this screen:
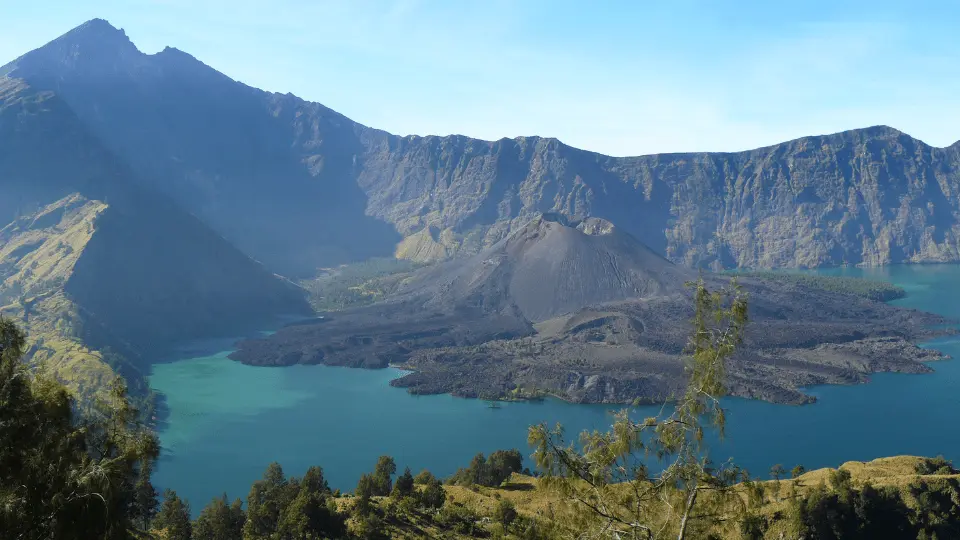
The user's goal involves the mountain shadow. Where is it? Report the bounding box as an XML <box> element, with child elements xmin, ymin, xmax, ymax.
<box><xmin>0</xmin><ymin>76</ymin><xmax>311</xmax><ymax>398</ymax></box>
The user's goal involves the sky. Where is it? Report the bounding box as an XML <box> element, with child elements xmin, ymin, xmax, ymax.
<box><xmin>2</xmin><ymin>0</ymin><xmax>959</xmax><ymax>156</ymax></box>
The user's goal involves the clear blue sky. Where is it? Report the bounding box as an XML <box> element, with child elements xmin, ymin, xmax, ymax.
<box><xmin>3</xmin><ymin>0</ymin><xmax>959</xmax><ymax>156</ymax></box>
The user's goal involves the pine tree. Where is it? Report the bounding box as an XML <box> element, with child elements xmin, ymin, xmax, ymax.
<box><xmin>244</xmin><ymin>462</ymin><xmax>296</xmax><ymax>539</ymax></box>
<box><xmin>301</xmin><ymin>466</ymin><xmax>331</xmax><ymax>497</ymax></box>
<box><xmin>392</xmin><ymin>467</ymin><xmax>415</xmax><ymax>499</ymax></box>
<box><xmin>134</xmin><ymin>464</ymin><xmax>159</xmax><ymax>530</ymax></box>
<box><xmin>194</xmin><ymin>493</ymin><xmax>245</xmax><ymax>540</ymax></box>
<box><xmin>372</xmin><ymin>455</ymin><xmax>396</xmax><ymax>496</ymax></box>
<box><xmin>354</xmin><ymin>474</ymin><xmax>377</xmax><ymax>517</ymax></box>
<box><xmin>155</xmin><ymin>489</ymin><xmax>192</xmax><ymax>540</ymax></box>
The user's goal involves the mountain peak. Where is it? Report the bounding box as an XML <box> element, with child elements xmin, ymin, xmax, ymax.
<box><xmin>1</xmin><ymin>18</ymin><xmax>141</xmax><ymax>79</ymax></box>
<box><xmin>54</xmin><ymin>18</ymin><xmax>135</xmax><ymax>51</ymax></box>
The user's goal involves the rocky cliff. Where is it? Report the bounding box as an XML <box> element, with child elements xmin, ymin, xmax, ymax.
<box><xmin>358</xmin><ymin>127</ymin><xmax>960</xmax><ymax>269</ymax></box>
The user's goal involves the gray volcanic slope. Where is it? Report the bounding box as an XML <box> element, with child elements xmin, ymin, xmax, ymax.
<box><xmin>232</xmin><ymin>216</ymin><xmax>950</xmax><ymax>405</ymax></box>
<box><xmin>397</xmin><ymin>214</ymin><xmax>693</xmax><ymax>322</ymax></box>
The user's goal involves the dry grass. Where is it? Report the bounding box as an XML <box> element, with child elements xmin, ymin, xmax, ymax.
<box><xmin>0</xmin><ymin>195</ymin><xmax>117</xmax><ymax>400</ymax></box>
<box><xmin>340</xmin><ymin>456</ymin><xmax>960</xmax><ymax>539</ymax></box>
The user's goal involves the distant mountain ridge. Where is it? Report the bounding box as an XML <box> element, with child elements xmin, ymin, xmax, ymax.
<box><xmin>5</xmin><ymin>19</ymin><xmax>960</xmax><ymax>275</ymax></box>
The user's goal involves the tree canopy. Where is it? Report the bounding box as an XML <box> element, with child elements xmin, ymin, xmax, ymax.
<box><xmin>0</xmin><ymin>317</ymin><xmax>160</xmax><ymax>540</ymax></box>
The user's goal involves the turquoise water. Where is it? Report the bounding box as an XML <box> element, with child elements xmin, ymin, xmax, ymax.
<box><xmin>149</xmin><ymin>264</ymin><xmax>960</xmax><ymax>512</ymax></box>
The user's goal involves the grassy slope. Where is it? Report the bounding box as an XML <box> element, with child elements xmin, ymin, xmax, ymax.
<box><xmin>342</xmin><ymin>456</ymin><xmax>958</xmax><ymax>539</ymax></box>
<box><xmin>0</xmin><ymin>195</ymin><xmax>117</xmax><ymax>397</ymax></box>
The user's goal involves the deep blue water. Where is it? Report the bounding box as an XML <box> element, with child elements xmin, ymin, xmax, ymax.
<box><xmin>149</xmin><ymin>264</ymin><xmax>960</xmax><ymax>512</ymax></box>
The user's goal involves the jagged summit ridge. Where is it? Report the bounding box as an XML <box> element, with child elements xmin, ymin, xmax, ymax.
<box><xmin>0</xmin><ymin>18</ymin><xmax>140</xmax><ymax>78</ymax></box>
<box><xmin>60</xmin><ymin>18</ymin><xmax>131</xmax><ymax>42</ymax></box>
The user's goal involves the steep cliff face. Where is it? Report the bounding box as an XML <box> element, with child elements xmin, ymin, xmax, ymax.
<box><xmin>6</xmin><ymin>19</ymin><xmax>960</xmax><ymax>273</ymax></box>
<box><xmin>357</xmin><ymin>128</ymin><xmax>960</xmax><ymax>269</ymax></box>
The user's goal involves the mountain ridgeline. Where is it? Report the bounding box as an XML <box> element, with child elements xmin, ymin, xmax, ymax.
<box><xmin>2</xmin><ymin>19</ymin><xmax>960</xmax><ymax>402</ymax></box>
<box><xmin>4</xmin><ymin>19</ymin><xmax>960</xmax><ymax>277</ymax></box>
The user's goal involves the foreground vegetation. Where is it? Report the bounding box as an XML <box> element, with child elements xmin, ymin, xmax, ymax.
<box><xmin>4</xmin><ymin>279</ymin><xmax>960</xmax><ymax>539</ymax></box>
<box><xmin>733</xmin><ymin>271</ymin><xmax>906</xmax><ymax>301</ymax></box>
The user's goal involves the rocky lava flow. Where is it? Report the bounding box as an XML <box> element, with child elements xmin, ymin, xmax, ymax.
<box><xmin>231</xmin><ymin>215</ymin><xmax>952</xmax><ymax>405</ymax></box>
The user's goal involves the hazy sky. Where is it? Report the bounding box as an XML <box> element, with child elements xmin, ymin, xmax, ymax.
<box><xmin>3</xmin><ymin>0</ymin><xmax>959</xmax><ymax>156</ymax></box>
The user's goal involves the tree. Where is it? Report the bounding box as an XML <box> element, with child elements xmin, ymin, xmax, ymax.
<box><xmin>244</xmin><ymin>462</ymin><xmax>297</xmax><ymax>539</ymax></box>
<box><xmin>414</xmin><ymin>470</ymin><xmax>436</xmax><ymax>485</ymax></box>
<box><xmin>354</xmin><ymin>514</ymin><xmax>388</xmax><ymax>540</ymax></box>
<box><xmin>463</xmin><ymin>453</ymin><xmax>489</xmax><ymax>486</ymax></box>
<box><xmin>194</xmin><ymin>494</ymin><xmax>245</xmax><ymax>540</ymax></box>
<box><xmin>791</xmin><ymin>465</ymin><xmax>806</xmax><ymax>479</ymax></box>
<box><xmin>392</xmin><ymin>467</ymin><xmax>415</xmax><ymax>500</ymax></box>
<box><xmin>0</xmin><ymin>318</ymin><xmax>160</xmax><ymax>540</ymax></box>
<box><xmin>909</xmin><ymin>478</ymin><xmax>960</xmax><ymax>539</ymax></box>
<box><xmin>528</xmin><ymin>278</ymin><xmax>749</xmax><ymax>539</ymax></box>
<box><xmin>156</xmin><ymin>489</ymin><xmax>193</xmax><ymax>540</ymax></box>
<box><xmin>769</xmin><ymin>463</ymin><xmax>786</xmax><ymax>501</ymax></box>
<box><xmin>278</xmin><ymin>488</ymin><xmax>346</xmax><ymax>540</ymax></box>
<box><xmin>488</xmin><ymin>449</ymin><xmax>524</xmax><ymax>486</ymax></box>
<box><xmin>449</xmin><ymin>449</ymin><xmax>524</xmax><ymax>487</ymax></box>
<box><xmin>354</xmin><ymin>474</ymin><xmax>377</xmax><ymax>517</ymax></box>
<box><xmin>418</xmin><ymin>477</ymin><xmax>446</xmax><ymax>510</ymax></box>
<box><xmin>301</xmin><ymin>466</ymin><xmax>331</xmax><ymax>497</ymax></box>
<box><xmin>788</xmin><ymin>476</ymin><xmax>915</xmax><ymax>539</ymax></box>
<box><xmin>372</xmin><ymin>455</ymin><xmax>396</xmax><ymax>496</ymax></box>
<box><xmin>134</xmin><ymin>463</ymin><xmax>160</xmax><ymax>530</ymax></box>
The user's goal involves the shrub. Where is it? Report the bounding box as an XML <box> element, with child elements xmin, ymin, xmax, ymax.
<box><xmin>915</xmin><ymin>456</ymin><xmax>959</xmax><ymax>476</ymax></box>
<box><xmin>494</xmin><ymin>499</ymin><xmax>518</xmax><ymax>528</ymax></box>
<box><xmin>440</xmin><ymin>504</ymin><xmax>479</xmax><ymax>535</ymax></box>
